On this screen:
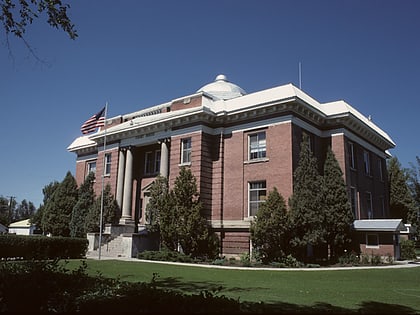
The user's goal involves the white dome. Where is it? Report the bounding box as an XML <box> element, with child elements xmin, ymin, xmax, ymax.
<box><xmin>197</xmin><ymin>74</ymin><xmax>246</xmax><ymax>100</ymax></box>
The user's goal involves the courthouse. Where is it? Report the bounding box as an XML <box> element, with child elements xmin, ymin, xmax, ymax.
<box><xmin>68</xmin><ymin>74</ymin><xmax>396</xmax><ymax>257</ymax></box>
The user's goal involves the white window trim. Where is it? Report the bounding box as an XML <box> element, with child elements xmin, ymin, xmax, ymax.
<box><xmin>86</xmin><ymin>160</ymin><xmax>97</xmax><ymax>177</ymax></box>
<box><xmin>104</xmin><ymin>153</ymin><xmax>112</xmax><ymax>176</ymax></box>
<box><xmin>248</xmin><ymin>131</ymin><xmax>267</xmax><ymax>161</ymax></box>
<box><xmin>248</xmin><ymin>181</ymin><xmax>267</xmax><ymax>217</ymax></box>
<box><xmin>181</xmin><ymin>138</ymin><xmax>192</xmax><ymax>165</ymax></box>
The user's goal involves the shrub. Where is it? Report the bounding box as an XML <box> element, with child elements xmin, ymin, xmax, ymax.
<box><xmin>338</xmin><ymin>251</ymin><xmax>360</xmax><ymax>266</ymax></box>
<box><xmin>400</xmin><ymin>239</ymin><xmax>417</xmax><ymax>260</ymax></box>
<box><xmin>0</xmin><ymin>235</ymin><xmax>87</xmax><ymax>260</ymax></box>
<box><xmin>137</xmin><ymin>249</ymin><xmax>194</xmax><ymax>263</ymax></box>
<box><xmin>240</xmin><ymin>252</ymin><xmax>251</xmax><ymax>267</ymax></box>
<box><xmin>281</xmin><ymin>254</ymin><xmax>303</xmax><ymax>268</ymax></box>
<box><xmin>371</xmin><ymin>254</ymin><xmax>382</xmax><ymax>266</ymax></box>
<box><xmin>0</xmin><ymin>259</ymin><xmax>244</xmax><ymax>313</ymax></box>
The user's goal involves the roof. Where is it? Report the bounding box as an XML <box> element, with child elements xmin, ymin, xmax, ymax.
<box><xmin>68</xmin><ymin>75</ymin><xmax>395</xmax><ymax>153</ymax></box>
<box><xmin>197</xmin><ymin>74</ymin><xmax>246</xmax><ymax>100</ymax></box>
<box><xmin>353</xmin><ymin>219</ymin><xmax>405</xmax><ymax>232</ymax></box>
<box><xmin>9</xmin><ymin>219</ymin><xmax>33</xmax><ymax>228</ymax></box>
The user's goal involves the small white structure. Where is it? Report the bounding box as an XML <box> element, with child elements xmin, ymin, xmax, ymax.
<box><xmin>8</xmin><ymin>219</ymin><xmax>36</xmax><ymax>235</ymax></box>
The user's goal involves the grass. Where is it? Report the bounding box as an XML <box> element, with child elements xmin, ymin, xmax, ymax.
<box><xmin>64</xmin><ymin>259</ymin><xmax>420</xmax><ymax>312</ymax></box>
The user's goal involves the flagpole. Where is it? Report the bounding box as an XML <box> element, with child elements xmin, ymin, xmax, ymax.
<box><xmin>98</xmin><ymin>102</ymin><xmax>108</xmax><ymax>260</ymax></box>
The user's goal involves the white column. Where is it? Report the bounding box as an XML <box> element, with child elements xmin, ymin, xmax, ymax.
<box><xmin>160</xmin><ymin>139</ymin><xmax>169</xmax><ymax>178</ymax></box>
<box><xmin>116</xmin><ymin>149</ymin><xmax>126</xmax><ymax>209</ymax></box>
<box><xmin>120</xmin><ymin>147</ymin><xmax>134</xmax><ymax>225</ymax></box>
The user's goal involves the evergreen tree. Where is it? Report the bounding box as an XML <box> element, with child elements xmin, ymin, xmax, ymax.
<box><xmin>408</xmin><ymin>156</ymin><xmax>420</xmax><ymax>239</ymax></box>
<box><xmin>322</xmin><ymin>146</ymin><xmax>353</xmax><ymax>260</ymax></box>
<box><xmin>41</xmin><ymin>172</ymin><xmax>78</xmax><ymax>237</ymax></box>
<box><xmin>173</xmin><ymin>167</ymin><xmax>209</xmax><ymax>256</ymax></box>
<box><xmin>70</xmin><ymin>172</ymin><xmax>95</xmax><ymax>238</ymax></box>
<box><xmin>388</xmin><ymin>157</ymin><xmax>416</xmax><ymax>223</ymax></box>
<box><xmin>288</xmin><ymin>133</ymin><xmax>324</xmax><ymax>261</ymax></box>
<box><xmin>31</xmin><ymin>181</ymin><xmax>60</xmax><ymax>234</ymax></box>
<box><xmin>85</xmin><ymin>184</ymin><xmax>119</xmax><ymax>233</ymax></box>
<box><xmin>145</xmin><ymin>176</ymin><xmax>177</xmax><ymax>250</ymax></box>
<box><xmin>250</xmin><ymin>187</ymin><xmax>289</xmax><ymax>263</ymax></box>
<box><xmin>0</xmin><ymin>196</ymin><xmax>13</xmax><ymax>226</ymax></box>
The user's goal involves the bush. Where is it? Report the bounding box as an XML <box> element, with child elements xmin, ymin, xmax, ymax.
<box><xmin>400</xmin><ymin>239</ymin><xmax>417</xmax><ymax>260</ymax></box>
<box><xmin>338</xmin><ymin>251</ymin><xmax>360</xmax><ymax>266</ymax></box>
<box><xmin>137</xmin><ymin>249</ymin><xmax>194</xmax><ymax>263</ymax></box>
<box><xmin>0</xmin><ymin>235</ymin><xmax>88</xmax><ymax>260</ymax></box>
<box><xmin>371</xmin><ymin>254</ymin><xmax>382</xmax><ymax>266</ymax></box>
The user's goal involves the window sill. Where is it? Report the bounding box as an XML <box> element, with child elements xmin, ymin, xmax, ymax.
<box><xmin>366</xmin><ymin>245</ymin><xmax>380</xmax><ymax>249</ymax></box>
<box><xmin>244</xmin><ymin>158</ymin><xmax>269</xmax><ymax>165</ymax></box>
<box><xmin>179</xmin><ymin>162</ymin><xmax>191</xmax><ymax>167</ymax></box>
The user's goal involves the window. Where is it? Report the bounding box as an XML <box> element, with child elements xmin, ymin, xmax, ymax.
<box><xmin>248</xmin><ymin>181</ymin><xmax>267</xmax><ymax>217</ymax></box>
<box><xmin>145</xmin><ymin>152</ymin><xmax>154</xmax><ymax>174</ymax></box>
<box><xmin>378</xmin><ymin>159</ymin><xmax>383</xmax><ymax>181</ymax></box>
<box><xmin>366</xmin><ymin>234</ymin><xmax>379</xmax><ymax>247</ymax></box>
<box><xmin>144</xmin><ymin>150</ymin><xmax>161</xmax><ymax>174</ymax></box>
<box><xmin>348</xmin><ymin>142</ymin><xmax>356</xmax><ymax>169</ymax></box>
<box><xmin>86</xmin><ymin>161</ymin><xmax>96</xmax><ymax>176</ymax></box>
<box><xmin>380</xmin><ymin>196</ymin><xmax>385</xmax><ymax>217</ymax></box>
<box><xmin>181</xmin><ymin>138</ymin><xmax>192</xmax><ymax>164</ymax></box>
<box><xmin>155</xmin><ymin>150</ymin><xmax>161</xmax><ymax>174</ymax></box>
<box><xmin>104</xmin><ymin>153</ymin><xmax>112</xmax><ymax>176</ymax></box>
<box><xmin>249</xmin><ymin>132</ymin><xmax>266</xmax><ymax>160</ymax></box>
<box><xmin>350</xmin><ymin>187</ymin><xmax>358</xmax><ymax>219</ymax></box>
<box><xmin>363</xmin><ymin>150</ymin><xmax>371</xmax><ymax>175</ymax></box>
<box><xmin>366</xmin><ymin>192</ymin><xmax>373</xmax><ymax>219</ymax></box>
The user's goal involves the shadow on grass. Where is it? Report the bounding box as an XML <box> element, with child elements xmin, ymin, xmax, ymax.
<box><xmin>151</xmin><ymin>276</ymin><xmax>418</xmax><ymax>314</ymax></box>
<box><xmin>154</xmin><ymin>275</ymin><xmax>265</xmax><ymax>295</ymax></box>
<box><xmin>1</xmin><ymin>260</ymin><xmax>418</xmax><ymax>314</ymax></box>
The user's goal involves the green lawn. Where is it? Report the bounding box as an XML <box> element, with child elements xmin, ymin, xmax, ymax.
<box><xmin>65</xmin><ymin>259</ymin><xmax>420</xmax><ymax>312</ymax></box>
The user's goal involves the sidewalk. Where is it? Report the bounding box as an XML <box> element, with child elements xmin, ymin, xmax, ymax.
<box><xmin>86</xmin><ymin>253</ymin><xmax>420</xmax><ymax>271</ymax></box>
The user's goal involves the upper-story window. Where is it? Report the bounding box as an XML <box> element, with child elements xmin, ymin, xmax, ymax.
<box><xmin>145</xmin><ymin>150</ymin><xmax>161</xmax><ymax>174</ymax></box>
<box><xmin>363</xmin><ymin>150</ymin><xmax>371</xmax><ymax>176</ymax></box>
<box><xmin>378</xmin><ymin>159</ymin><xmax>384</xmax><ymax>181</ymax></box>
<box><xmin>86</xmin><ymin>160</ymin><xmax>96</xmax><ymax>177</ymax></box>
<box><xmin>366</xmin><ymin>191</ymin><xmax>373</xmax><ymax>219</ymax></box>
<box><xmin>104</xmin><ymin>153</ymin><xmax>112</xmax><ymax>176</ymax></box>
<box><xmin>181</xmin><ymin>138</ymin><xmax>192</xmax><ymax>164</ymax></box>
<box><xmin>350</xmin><ymin>186</ymin><xmax>358</xmax><ymax>219</ymax></box>
<box><xmin>249</xmin><ymin>131</ymin><xmax>266</xmax><ymax>160</ymax></box>
<box><xmin>348</xmin><ymin>142</ymin><xmax>356</xmax><ymax>169</ymax></box>
<box><xmin>248</xmin><ymin>181</ymin><xmax>267</xmax><ymax>217</ymax></box>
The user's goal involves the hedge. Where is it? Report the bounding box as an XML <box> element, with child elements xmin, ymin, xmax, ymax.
<box><xmin>0</xmin><ymin>235</ymin><xmax>88</xmax><ymax>260</ymax></box>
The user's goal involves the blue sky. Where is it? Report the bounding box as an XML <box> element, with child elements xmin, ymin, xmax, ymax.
<box><xmin>1</xmin><ymin>0</ymin><xmax>419</xmax><ymax>207</ymax></box>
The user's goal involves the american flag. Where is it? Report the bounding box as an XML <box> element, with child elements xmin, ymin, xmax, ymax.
<box><xmin>80</xmin><ymin>107</ymin><xmax>106</xmax><ymax>134</ymax></box>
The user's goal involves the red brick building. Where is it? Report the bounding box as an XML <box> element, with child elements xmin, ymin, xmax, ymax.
<box><xmin>68</xmin><ymin>74</ymin><xmax>395</xmax><ymax>257</ymax></box>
